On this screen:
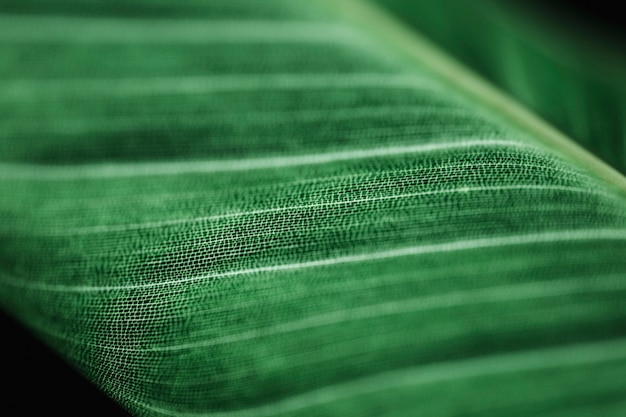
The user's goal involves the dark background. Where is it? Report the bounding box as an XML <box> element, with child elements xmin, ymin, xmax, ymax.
<box><xmin>1</xmin><ymin>310</ymin><xmax>131</xmax><ymax>416</ymax></box>
<box><xmin>517</xmin><ymin>0</ymin><xmax>625</xmax><ymax>41</ymax></box>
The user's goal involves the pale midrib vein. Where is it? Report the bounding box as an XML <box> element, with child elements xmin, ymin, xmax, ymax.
<box><xmin>2</xmin><ymin>229</ymin><xmax>625</xmax><ymax>293</ymax></box>
<box><xmin>0</xmin><ymin>139</ymin><xmax>525</xmax><ymax>180</ymax></box>
<box><xmin>130</xmin><ymin>336</ymin><xmax>626</xmax><ymax>417</ymax></box>
<box><xmin>0</xmin><ymin>16</ymin><xmax>363</xmax><ymax>45</ymax></box>
<box><xmin>25</xmin><ymin>184</ymin><xmax>620</xmax><ymax>236</ymax></box>
<box><xmin>323</xmin><ymin>0</ymin><xmax>626</xmax><ymax>195</ymax></box>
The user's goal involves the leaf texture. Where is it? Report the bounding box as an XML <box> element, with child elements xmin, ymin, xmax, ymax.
<box><xmin>1</xmin><ymin>1</ymin><xmax>626</xmax><ymax>416</ymax></box>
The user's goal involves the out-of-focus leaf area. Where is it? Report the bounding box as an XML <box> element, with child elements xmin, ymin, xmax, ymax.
<box><xmin>376</xmin><ymin>0</ymin><xmax>626</xmax><ymax>173</ymax></box>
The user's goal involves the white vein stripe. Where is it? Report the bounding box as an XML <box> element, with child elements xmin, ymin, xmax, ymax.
<box><xmin>3</xmin><ymin>105</ymin><xmax>468</xmax><ymax>133</ymax></box>
<box><xmin>21</xmin><ymin>273</ymin><xmax>626</xmax><ymax>357</ymax></box>
<box><xmin>0</xmin><ymin>16</ymin><xmax>363</xmax><ymax>45</ymax></box>
<box><xmin>123</xmin><ymin>274</ymin><xmax>626</xmax><ymax>352</ymax></box>
<box><xmin>33</xmin><ymin>184</ymin><xmax>620</xmax><ymax>236</ymax></box>
<box><xmin>2</xmin><ymin>228</ymin><xmax>625</xmax><ymax>292</ymax></box>
<box><xmin>0</xmin><ymin>139</ymin><xmax>527</xmax><ymax>180</ymax></box>
<box><xmin>0</xmin><ymin>73</ymin><xmax>435</xmax><ymax>99</ymax></box>
<box><xmin>131</xmin><ymin>337</ymin><xmax>626</xmax><ymax>416</ymax></box>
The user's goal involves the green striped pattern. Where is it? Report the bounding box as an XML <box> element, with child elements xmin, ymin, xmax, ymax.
<box><xmin>1</xmin><ymin>1</ymin><xmax>626</xmax><ymax>416</ymax></box>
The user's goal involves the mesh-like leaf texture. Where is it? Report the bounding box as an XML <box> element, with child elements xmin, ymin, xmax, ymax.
<box><xmin>1</xmin><ymin>1</ymin><xmax>626</xmax><ymax>416</ymax></box>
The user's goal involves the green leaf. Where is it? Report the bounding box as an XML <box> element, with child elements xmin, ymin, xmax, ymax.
<box><xmin>1</xmin><ymin>0</ymin><xmax>625</xmax><ymax>415</ymax></box>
